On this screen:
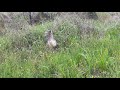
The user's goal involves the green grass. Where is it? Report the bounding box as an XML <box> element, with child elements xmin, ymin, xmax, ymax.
<box><xmin>0</xmin><ymin>20</ymin><xmax>120</xmax><ymax>78</ymax></box>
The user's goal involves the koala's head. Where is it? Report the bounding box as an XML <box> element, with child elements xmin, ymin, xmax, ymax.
<box><xmin>45</xmin><ymin>30</ymin><xmax>53</xmax><ymax>38</ymax></box>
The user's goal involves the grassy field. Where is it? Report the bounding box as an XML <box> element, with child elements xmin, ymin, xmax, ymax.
<box><xmin>0</xmin><ymin>19</ymin><xmax>120</xmax><ymax>78</ymax></box>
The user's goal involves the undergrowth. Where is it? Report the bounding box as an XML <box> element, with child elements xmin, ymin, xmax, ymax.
<box><xmin>0</xmin><ymin>20</ymin><xmax>120</xmax><ymax>78</ymax></box>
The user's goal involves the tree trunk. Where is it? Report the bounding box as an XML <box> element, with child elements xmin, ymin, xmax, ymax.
<box><xmin>29</xmin><ymin>12</ymin><xmax>32</xmax><ymax>25</ymax></box>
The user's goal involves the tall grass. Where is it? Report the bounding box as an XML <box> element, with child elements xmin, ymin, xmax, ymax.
<box><xmin>0</xmin><ymin>18</ymin><xmax>120</xmax><ymax>78</ymax></box>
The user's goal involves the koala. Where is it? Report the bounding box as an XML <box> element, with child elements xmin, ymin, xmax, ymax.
<box><xmin>44</xmin><ymin>30</ymin><xmax>58</xmax><ymax>49</ymax></box>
